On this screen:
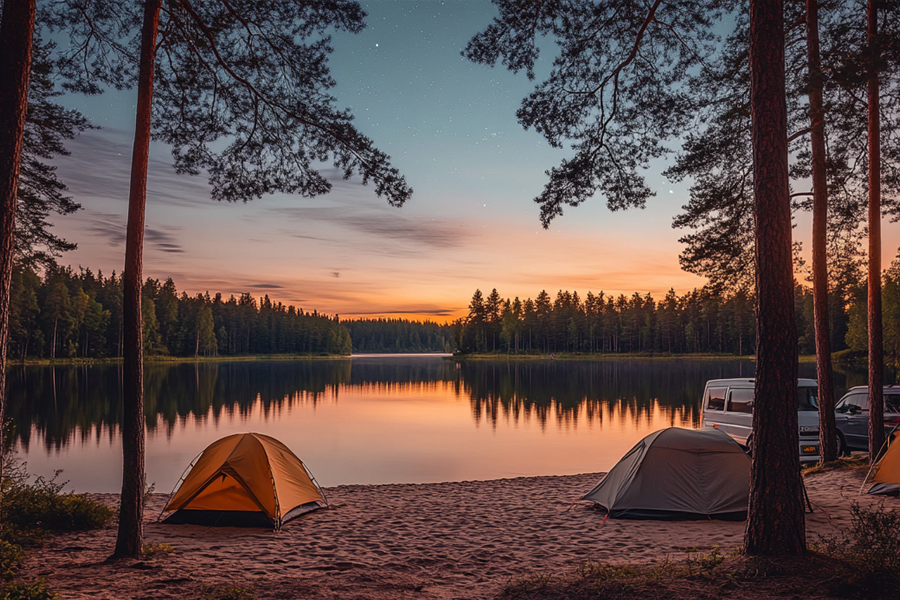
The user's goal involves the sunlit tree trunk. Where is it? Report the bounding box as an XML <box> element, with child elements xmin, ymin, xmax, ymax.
<box><xmin>807</xmin><ymin>0</ymin><xmax>837</xmax><ymax>464</ymax></box>
<box><xmin>0</xmin><ymin>0</ymin><xmax>36</xmax><ymax>525</ymax></box>
<box><xmin>745</xmin><ymin>0</ymin><xmax>805</xmax><ymax>556</ymax></box>
<box><xmin>114</xmin><ymin>0</ymin><xmax>161</xmax><ymax>559</ymax></box>
<box><xmin>867</xmin><ymin>0</ymin><xmax>885</xmax><ymax>463</ymax></box>
<box><xmin>50</xmin><ymin>317</ymin><xmax>57</xmax><ymax>359</ymax></box>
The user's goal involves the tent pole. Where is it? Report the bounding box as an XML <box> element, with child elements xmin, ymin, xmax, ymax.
<box><xmin>157</xmin><ymin>451</ymin><xmax>203</xmax><ymax>522</ymax></box>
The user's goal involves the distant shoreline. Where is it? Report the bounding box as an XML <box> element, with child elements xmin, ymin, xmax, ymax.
<box><xmin>6</xmin><ymin>352</ymin><xmax>830</xmax><ymax>367</ymax></box>
<box><xmin>6</xmin><ymin>353</ymin><xmax>351</xmax><ymax>367</ymax></box>
<box><xmin>451</xmin><ymin>352</ymin><xmax>762</xmax><ymax>362</ymax></box>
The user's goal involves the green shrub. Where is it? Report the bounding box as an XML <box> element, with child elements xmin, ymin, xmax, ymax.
<box><xmin>0</xmin><ymin>460</ymin><xmax>68</xmax><ymax>600</ymax></box>
<box><xmin>812</xmin><ymin>502</ymin><xmax>900</xmax><ymax>596</ymax></box>
<box><xmin>0</xmin><ymin>579</ymin><xmax>58</xmax><ymax>600</ymax></box>
<box><xmin>1</xmin><ymin>471</ymin><xmax>113</xmax><ymax>537</ymax></box>
<box><xmin>0</xmin><ymin>543</ymin><xmax>24</xmax><ymax>582</ymax></box>
<box><xmin>846</xmin><ymin>502</ymin><xmax>900</xmax><ymax>574</ymax></box>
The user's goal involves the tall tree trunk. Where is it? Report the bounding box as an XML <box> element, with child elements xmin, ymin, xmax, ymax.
<box><xmin>745</xmin><ymin>0</ymin><xmax>805</xmax><ymax>556</ymax></box>
<box><xmin>0</xmin><ymin>0</ymin><xmax>36</xmax><ymax>528</ymax></box>
<box><xmin>50</xmin><ymin>317</ymin><xmax>57</xmax><ymax>359</ymax></box>
<box><xmin>867</xmin><ymin>0</ymin><xmax>885</xmax><ymax>463</ymax></box>
<box><xmin>114</xmin><ymin>0</ymin><xmax>161</xmax><ymax>559</ymax></box>
<box><xmin>807</xmin><ymin>0</ymin><xmax>838</xmax><ymax>464</ymax></box>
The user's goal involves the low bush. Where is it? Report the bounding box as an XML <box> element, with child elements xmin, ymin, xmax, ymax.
<box><xmin>0</xmin><ymin>457</ymin><xmax>112</xmax><ymax>600</ymax></box>
<box><xmin>814</xmin><ymin>502</ymin><xmax>900</xmax><ymax>595</ymax></box>
<box><xmin>0</xmin><ymin>543</ymin><xmax>24</xmax><ymax>582</ymax></box>
<box><xmin>0</xmin><ymin>579</ymin><xmax>57</xmax><ymax>600</ymax></box>
<box><xmin>1</xmin><ymin>470</ymin><xmax>113</xmax><ymax>540</ymax></box>
<box><xmin>845</xmin><ymin>502</ymin><xmax>900</xmax><ymax>574</ymax></box>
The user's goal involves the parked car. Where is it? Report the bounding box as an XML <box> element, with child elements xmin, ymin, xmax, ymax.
<box><xmin>834</xmin><ymin>386</ymin><xmax>900</xmax><ymax>454</ymax></box>
<box><xmin>701</xmin><ymin>378</ymin><xmax>820</xmax><ymax>463</ymax></box>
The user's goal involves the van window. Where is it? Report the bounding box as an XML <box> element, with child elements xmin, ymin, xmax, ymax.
<box><xmin>798</xmin><ymin>387</ymin><xmax>819</xmax><ymax>411</ymax></box>
<box><xmin>706</xmin><ymin>387</ymin><xmax>727</xmax><ymax>411</ymax></box>
<box><xmin>727</xmin><ymin>388</ymin><xmax>754</xmax><ymax>413</ymax></box>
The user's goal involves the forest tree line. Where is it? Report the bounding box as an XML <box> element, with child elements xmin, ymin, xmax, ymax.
<box><xmin>342</xmin><ymin>318</ymin><xmax>454</xmax><ymax>354</ymax></box>
<box><xmin>15</xmin><ymin>259</ymin><xmax>900</xmax><ymax>361</ymax></box>
<box><xmin>7</xmin><ymin>264</ymin><xmax>351</xmax><ymax>359</ymax></box>
<box><xmin>453</xmin><ymin>251</ymin><xmax>900</xmax><ymax>365</ymax></box>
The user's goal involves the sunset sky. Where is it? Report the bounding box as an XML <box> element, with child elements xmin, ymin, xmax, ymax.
<box><xmin>46</xmin><ymin>0</ymin><xmax>899</xmax><ymax>321</ymax></box>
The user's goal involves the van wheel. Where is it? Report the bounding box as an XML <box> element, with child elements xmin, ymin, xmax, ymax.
<box><xmin>837</xmin><ymin>432</ymin><xmax>847</xmax><ymax>457</ymax></box>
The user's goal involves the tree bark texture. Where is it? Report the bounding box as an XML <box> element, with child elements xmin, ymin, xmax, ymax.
<box><xmin>745</xmin><ymin>0</ymin><xmax>806</xmax><ymax>556</ymax></box>
<box><xmin>806</xmin><ymin>0</ymin><xmax>837</xmax><ymax>464</ymax></box>
<box><xmin>0</xmin><ymin>0</ymin><xmax>36</xmax><ymax>522</ymax></box>
<box><xmin>867</xmin><ymin>0</ymin><xmax>885</xmax><ymax>463</ymax></box>
<box><xmin>114</xmin><ymin>0</ymin><xmax>161</xmax><ymax>559</ymax></box>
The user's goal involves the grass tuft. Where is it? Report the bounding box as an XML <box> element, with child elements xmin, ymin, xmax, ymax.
<box><xmin>801</xmin><ymin>454</ymin><xmax>869</xmax><ymax>476</ymax></box>
<box><xmin>0</xmin><ymin>578</ymin><xmax>58</xmax><ymax>600</ymax></box>
<box><xmin>203</xmin><ymin>586</ymin><xmax>256</xmax><ymax>600</ymax></box>
<box><xmin>142</xmin><ymin>543</ymin><xmax>174</xmax><ymax>560</ymax></box>
<box><xmin>500</xmin><ymin>537</ymin><xmax>900</xmax><ymax>600</ymax></box>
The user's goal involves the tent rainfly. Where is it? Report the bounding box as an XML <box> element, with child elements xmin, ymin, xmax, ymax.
<box><xmin>161</xmin><ymin>433</ymin><xmax>327</xmax><ymax>528</ymax></box>
<box><xmin>864</xmin><ymin>426</ymin><xmax>900</xmax><ymax>496</ymax></box>
<box><xmin>582</xmin><ymin>427</ymin><xmax>750</xmax><ymax>520</ymax></box>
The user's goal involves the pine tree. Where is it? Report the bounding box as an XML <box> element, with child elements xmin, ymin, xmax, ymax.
<box><xmin>44</xmin><ymin>0</ymin><xmax>412</xmax><ymax>557</ymax></box>
<box><xmin>745</xmin><ymin>0</ymin><xmax>805</xmax><ymax>556</ymax></box>
<box><xmin>0</xmin><ymin>0</ymin><xmax>37</xmax><ymax>512</ymax></box>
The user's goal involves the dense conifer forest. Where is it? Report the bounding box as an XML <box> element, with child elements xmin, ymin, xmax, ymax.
<box><xmin>11</xmin><ymin>260</ymin><xmax>900</xmax><ymax>362</ymax></box>
<box><xmin>7</xmin><ymin>265</ymin><xmax>351</xmax><ymax>359</ymax></box>
<box><xmin>452</xmin><ymin>254</ymin><xmax>900</xmax><ymax>367</ymax></box>
<box><xmin>342</xmin><ymin>318</ymin><xmax>454</xmax><ymax>353</ymax></box>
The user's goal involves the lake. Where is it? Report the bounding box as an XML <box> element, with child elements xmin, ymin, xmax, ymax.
<box><xmin>4</xmin><ymin>355</ymin><xmax>863</xmax><ymax>493</ymax></box>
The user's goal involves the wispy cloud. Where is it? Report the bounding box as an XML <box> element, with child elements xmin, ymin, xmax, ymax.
<box><xmin>348</xmin><ymin>307</ymin><xmax>458</xmax><ymax>317</ymax></box>
<box><xmin>274</xmin><ymin>205</ymin><xmax>470</xmax><ymax>253</ymax></box>
<box><xmin>80</xmin><ymin>216</ymin><xmax>184</xmax><ymax>254</ymax></box>
<box><xmin>246</xmin><ymin>283</ymin><xmax>285</xmax><ymax>290</ymax></box>
<box><xmin>55</xmin><ymin>128</ymin><xmax>215</xmax><ymax>209</ymax></box>
<box><xmin>145</xmin><ymin>227</ymin><xmax>185</xmax><ymax>254</ymax></box>
<box><xmin>83</xmin><ymin>214</ymin><xmax>126</xmax><ymax>247</ymax></box>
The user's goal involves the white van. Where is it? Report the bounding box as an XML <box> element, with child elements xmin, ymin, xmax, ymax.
<box><xmin>701</xmin><ymin>378</ymin><xmax>820</xmax><ymax>463</ymax></box>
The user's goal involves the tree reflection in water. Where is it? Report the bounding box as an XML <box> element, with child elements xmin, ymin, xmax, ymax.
<box><xmin>5</xmin><ymin>357</ymin><xmax>856</xmax><ymax>454</ymax></box>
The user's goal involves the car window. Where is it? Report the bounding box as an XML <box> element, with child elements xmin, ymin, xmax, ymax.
<box><xmin>798</xmin><ymin>387</ymin><xmax>818</xmax><ymax>411</ymax></box>
<box><xmin>706</xmin><ymin>387</ymin><xmax>727</xmax><ymax>411</ymax></box>
<box><xmin>836</xmin><ymin>393</ymin><xmax>868</xmax><ymax>413</ymax></box>
<box><xmin>727</xmin><ymin>388</ymin><xmax>754</xmax><ymax>413</ymax></box>
<box><xmin>886</xmin><ymin>394</ymin><xmax>900</xmax><ymax>413</ymax></box>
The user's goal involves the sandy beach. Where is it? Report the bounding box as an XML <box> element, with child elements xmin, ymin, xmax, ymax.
<box><xmin>17</xmin><ymin>467</ymin><xmax>897</xmax><ymax>599</ymax></box>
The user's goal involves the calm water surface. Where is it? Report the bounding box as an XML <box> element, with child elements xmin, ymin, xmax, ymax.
<box><xmin>5</xmin><ymin>356</ymin><xmax>862</xmax><ymax>493</ymax></box>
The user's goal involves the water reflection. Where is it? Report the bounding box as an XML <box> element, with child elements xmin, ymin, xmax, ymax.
<box><xmin>461</xmin><ymin>361</ymin><xmax>714</xmax><ymax>430</ymax></box>
<box><xmin>5</xmin><ymin>360</ymin><xmax>356</xmax><ymax>452</ymax></box>
<box><xmin>3</xmin><ymin>357</ymin><xmax>867</xmax><ymax>490</ymax></box>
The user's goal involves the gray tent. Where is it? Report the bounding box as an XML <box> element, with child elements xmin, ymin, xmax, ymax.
<box><xmin>582</xmin><ymin>427</ymin><xmax>750</xmax><ymax>520</ymax></box>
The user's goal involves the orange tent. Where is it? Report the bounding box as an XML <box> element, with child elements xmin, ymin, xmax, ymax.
<box><xmin>864</xmin><ymin>425</ymin><xmax>900</xmax><ymax>496</ymax></box>
<box><xmin>161</xmin><ymin>433</ymin><xmax>327</xmax><ymax>528</ymax></box>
